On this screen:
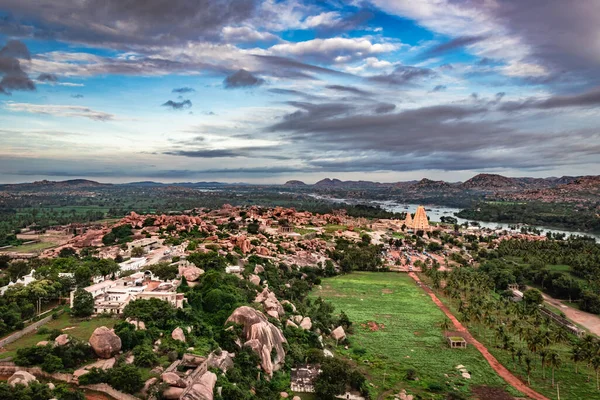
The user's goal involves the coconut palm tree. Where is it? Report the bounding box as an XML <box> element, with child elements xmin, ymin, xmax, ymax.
<box><xmin>440</xmin><ymin>318</ymin><xmax>451</xmax><ymax>332</ymax></box>
<box><xmin>547</xmin><ymin>350</ymin><xmax>561</xmax><ymax>387</ymax></box>
<box><xmin>592</xmin><ymin>355</ymin><xmax>600</xmax><ymax>391</ymax></box>
<box><xmin>539</xmin><ymin>348</ymin><xmax>549</xmax><ymax>379</ymax></box>
<box><xmin>571</xmin><ymin>344</ymin><xmax>585</xmax><ymax>374</ymax></box>
<box><xmin>516</xmin><ymin>347</ymin><xmax>525</xmax><ymax>366</ymax></box>
<box><xmin>525</xmin><ymin>354</ymin><xmax>533</xmax><ymax>385</ymax></box>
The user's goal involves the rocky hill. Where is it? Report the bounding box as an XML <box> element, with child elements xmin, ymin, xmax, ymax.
<box><xmin>462</xmin><ymin>174</ymin><xmax>522</xmax><ymax>191</ymax></box>
<box><xmin>413</xmin><ymin>178</ymin><xmax>453</xmax><ymax>190</ymax></box>
<box><xmin>0</xmin><ymin>179</ymin><xmax>109</xmax><ymax>191</ymax></box>
<box><xmin>283</xmin><ymin>180</ymin><xmax>307</xmax><ymax>186</ymax></box>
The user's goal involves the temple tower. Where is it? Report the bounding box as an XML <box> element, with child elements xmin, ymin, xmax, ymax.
<box><xmin>412</xmin><ymin>206</ymin><xmax>430</xmax><ymax>231</ymax></box>
<box><xmin>403</xmin><ymin>211</ymin><xmax>413</xmax><ymax>229</ymax></box>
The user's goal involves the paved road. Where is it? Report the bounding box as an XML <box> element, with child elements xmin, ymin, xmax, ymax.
<box><xmin>409</xmin><ymin>273</ymin><xmax>549</xmax><ymax>400</ymax></box>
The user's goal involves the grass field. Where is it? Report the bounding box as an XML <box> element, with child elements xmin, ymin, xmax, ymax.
<box><xmin>311</xmin><ymin>272</ymin><xmax>518</xmax><ymax>399</ymax></box>
<box><xmin>9</xmin><ymin>241</ymin><xmax>58</xmax><ymax>253</ymax></box>
<box><xmin>0</xmin><ymin>313</ymin><xmax>117</xmax><ymax>359</ymax></box>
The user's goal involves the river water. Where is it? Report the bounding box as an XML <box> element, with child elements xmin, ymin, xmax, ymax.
<box><xmin>306</xmin><ymin>193</ymin><xmax>600</xmax><ymax>241</ymax></box>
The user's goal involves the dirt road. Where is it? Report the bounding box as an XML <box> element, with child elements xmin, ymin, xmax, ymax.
<box><xmin>539</xmin><ymin>291</ymin><xmax>600</xmax><ymax>337</ymax></box>
<box><xmin>409</xmin><ymin>273</ymin><xmax>549</xmax><ymax>400</ymax></box>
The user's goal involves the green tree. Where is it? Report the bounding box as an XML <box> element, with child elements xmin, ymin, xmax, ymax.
<box><xmin>314</xmin><ymin>358</ymin><xmax>348</xmax><ymax>400</ymax></box>
<box><xmin>547</xmin><ymin>350</ymin><xmax>561</xmax><ymax>387</ymax></box>
<box><xmin>108</xmin><ymin>364</ymin><xmax>144</xmax><ymax>394</ymax></box>
<box><xmin>133</xmin><ymin>344</ymin><xmax>158</xmax><ymax>367</ymax></box>
<box><xmin>131</xmin><ymin>246</ymin><xmax>144</xmax><ymax>257</ymax></box>
<box><xmin>71</xmin><ymin>288</ymin><xmax>94</xmax><ymax>317</ymax></box>
<box><xmin>523</xmin><ymin>288</ymin><xmax>543</xmax><ymax>307</ymax></box>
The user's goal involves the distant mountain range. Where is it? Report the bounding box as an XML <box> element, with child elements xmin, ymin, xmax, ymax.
<box><xmin>1</xmin><ymin>174</ymin><xmax>596</xmax><ymax>195</ymax></box>
<box><xmin>283</xmin><ymin>173</ymin><xmax>587</xmax><ymax>192</ymax></box>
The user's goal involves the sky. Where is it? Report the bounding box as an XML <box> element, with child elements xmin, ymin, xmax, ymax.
<box><xmin>0</xmin><ymin>0</ymin><xmax>599</xmax><ymax>184</ymax></box>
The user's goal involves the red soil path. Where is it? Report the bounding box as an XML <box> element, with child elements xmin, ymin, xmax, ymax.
<box><xmin>408</xmin><ymin>272</ymin><xmax>549</xmax><ymax>400</ymax></box>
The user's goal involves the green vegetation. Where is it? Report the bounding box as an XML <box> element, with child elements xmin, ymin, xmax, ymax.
<box><xmin>79</xmin><ymin>363</ymin><xmax>144</xmax><ymax>393</ymax></box>
<box><xmin>0</xmin><ymin>381</ymin><xmax>84</xmax><ymax>400</ymax></box>
<box><xmin>493</xmin><ymin>237</ymin><xmax>600</xmax><ymax>314</ymax></box>
<box><xmin>9</xmin><ymin>241</ymin><xmax>58</xmax><ymax>253</ymax></box>
<box><xmin>311</xmin><ymin>272</ymin><xmax>516</xmax><ymax>399</ymax></box>
<box><xmin>0</xmin><ymin>313</ymin><xmax>116</xmax><ymax>359</ymax></box>
<box><xmin>102</xmin><ymin>224</ymin><xmax>134</xmax><ymax>245</ymax></box>
<box><xmin>423</xmin><ymin>263</ymin><xmax>600</xmax><ymax>399</ymax></box>
<box><xmin>457</xmin><ymin>201</ymin><xmax>600</xmax><ymax>233</ymax></box>
<box><xmin>71</xmin><ymin>288</ymin><xmax>94</xmax><ymax>317</ymax></box>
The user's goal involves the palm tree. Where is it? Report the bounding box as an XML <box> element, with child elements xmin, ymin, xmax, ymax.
<box><xmin>592</xmin><ymin>355</ymin><xmax>600</xmax><ymax>391</ymax></box>
<box><xmin>525</xmin><ymin>355</ymin><xmax>533</xmax><ymax>385</ymax></box>
<box><xmin>571</xmin><ymin>345</ymin><xmax>584</xmax><ymax>374</ymax></box>
<box><xmin>516</xmin><ymin>348</ymin><xmax>525</xmax><ymax>366</ymax></box>
<box><xmin>440</xmin><ymin>318</ymin><xmax>451</xmax><ymax>332</ymax></box>
<box><xmin>547</xmin><ymin>350</ymin><xmax>561</xmax><ymax>387</ymax></box>
<box><xmin>539</xmin><ymin>348</ymin><xmax>549</xmax><ymax>379</ymax></box>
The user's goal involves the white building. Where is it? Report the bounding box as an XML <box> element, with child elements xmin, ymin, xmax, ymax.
<box><xmin>0</xmin><ymin>269</ymin><xmax>37</xmax><ymax>295</ymax></box>
<box><xmin>70</xmin><ymin>270</ymin><xmax>186</xmax><ymax>315</ymax></box>
<box><xmin>225</xmin><ymin>265</ymin><xmax>242</xmax><ymax>274</ymax></box>
<box><xmin>118</xmin><ymin>257</ymin><xmax>147</xmax><ymax>272</ymax></box>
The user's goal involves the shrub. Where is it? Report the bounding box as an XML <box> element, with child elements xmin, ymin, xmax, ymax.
<box><xmin>42</xmin><ymin>354</ymin><xmax>64</xmax><ymax>373</ymax></box>
<box><xmin>133</xmin><ymin>344</ymin><xmax>158</xmax><ymax>367</ymax></box>
<box><xmin>405</xmin><ymin>368</ymin><xmax>418</xmax><ymax>381</ymax></box>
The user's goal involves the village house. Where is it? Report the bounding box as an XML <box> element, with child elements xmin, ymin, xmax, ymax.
<box><xmin>0</xmin><ymin>269</ymin><xmax>37</xmax><ymax>295</ymax></box>
<box><xmin>70</xmin><ymin>270</ymin><xmax>186</xmax><ymax>315</ymax></box>
<box><xmin>118</xmin><ymin>256</ymin><xmax>147</xmax><ymax>272</ymax></box>
<box><xmin>127</xmin><ymin>238</ymin><xmax>160</xmax><ymax>253</ymax></box>
<box><xmin>290</xmin><ymin>364</ymin><xmax>320</xmax><ymax>393</ymax></box>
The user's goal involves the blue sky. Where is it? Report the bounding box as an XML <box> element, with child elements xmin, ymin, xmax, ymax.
<box><xmin>1</xmin><ymin>0</ymin><xmax>599</xmax><ymax>183</ymax></box>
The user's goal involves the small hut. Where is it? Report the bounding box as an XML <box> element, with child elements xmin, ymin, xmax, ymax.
<box><xmin>444</xmin><ymin>331</ymin><xmax>467</xmax><ymax>349</ymax></box>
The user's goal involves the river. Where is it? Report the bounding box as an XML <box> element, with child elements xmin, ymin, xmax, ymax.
<box><xmin>376</xmin><ymin>201</ymin><xmax>599</xmax><ymax>241</ymax></box>
<box><xmin>306</xmin><ymin>193</ymin><xmax>600</xmax><ymax>241</ymax></box>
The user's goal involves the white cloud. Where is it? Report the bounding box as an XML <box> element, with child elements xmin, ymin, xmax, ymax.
<box><xmin>221</xmin><ymin>26</ymin><xmax>279</xmax><ymax>43</ymax></box>
<box><xmin>369</xmin><ymin>0</ymin><xmax>549</xmax><ymax>78</ymax></box>
<box><xmin>270</xmin><ymin>37</ymin><xmax>399</xmax><ymax>62</ymax></box>
<box><xmin>4</xmin><ymin>102</ymin><xmax>115</xmax><ymax>121</ymax></box>
<box><xmin>301</xmin><ymin>11</ymin><xmax>343</xmax><ymax>28</ymax></box>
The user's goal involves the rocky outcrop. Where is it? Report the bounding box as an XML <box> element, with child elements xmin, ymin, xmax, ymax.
<box><xmin>142</xmin><ymin>377</ymin><xmax>157</xmax><ymax>396</ymax></box>
<box><xmin>89</xmin><ymin>327</ymin><xmax>122</xmax><ymax>359</ymax></box>
<box><xmin>254</xmin><ymin>265</ymin><xmax>264</xmax><ymax>274</ymax></box>
<box><xmin>172</xmin><ymin>327</ymin><xmax>186</xmax><ymax>342</ymax></box>
<box><xmin>163</xmin><ymin>386</ymin><xmax>185</xmax><ymax>399</ymax></box>
<box><xmin>331</xmin><ymin>326</ymin><xmax>346</xmax><ymax>342</ymax></box>
<box><xmin>286</xmin><ymin>320</ymin><xmax>298</xmax><ymax>329</ymax></box>
<box><xmin>249</xmin><ymin>274</ymin><xmax>261</xmax><ymax>286</ymax></box>
<box><xmin>207</xmin><ymin>350</ymin><xmax>235</xmax><ymax>372</ymax></box>
<box><xmin>281</xmin><ymin>300</ymin><xmax>296</xmax><ymax>313</ymax></box>
<box><xmin>233</xmin><ymin>235</ymin><xmax>251</xmax><ymax>254</ymax></box>
<box><xmin>299</xmin><ymin>317</ymin><xmax>312</xmax><ymax>330</ymax></box>
<box><xmin>182</xmin><ymin>266</ymin><xmax>204</xmax><ymax>282</ymax></box>
<box><xmin>7</xmin><ymin>371</ymin><xmax>37</xmax><ymax>387</ymax></box>
<box><xmin>226</xmin><ymin>306</ymin><xmax>286</xmax><ymax>376</ymax></box>
<box><xmin>161</xmin><ymin>372</ymin><xmax>187</xmax><ymax>388</ymax></box>
<box><xmin>126</xmin><ymin>318</ymin><xmax>146</xmax><ymax>330</ymax></box>
<box><xmin>181</xmin><ymin>354</ymin><xmax>206</xmax><ymax>367</ymax></box>
<box><xmin>54</xmin><ymin>334</ymin><xmax>70</xmax><ymax>346</ymax></box>
<box><xmin>181</xmin><ymin>371</ymin><xmax>217</xmax><ymax>400</ymax></box>
<box><xmin>255</xmin><ymin>288</ymin><xmax>284</xmax><ymax>319</ymax></box>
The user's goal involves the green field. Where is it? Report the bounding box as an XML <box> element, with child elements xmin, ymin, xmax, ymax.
<box><xmin>0</xmin><ymin>313</ymin><xmax>117</xmax><ymax>359</ymax></box>
<box><xmin>9</xmin><ymin>241</ymin><xmax>58</xmax><ymax>253</ymax></box>
<box><xmin>311</xmin><ymin>272</ymin><xmax>518</xmax><ymax>399</ymax></box>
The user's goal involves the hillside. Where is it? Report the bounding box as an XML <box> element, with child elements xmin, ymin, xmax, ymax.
<box><xmin>0</xmin><ymin>179</ymin><xmax>109</xmax><ymax>191</ymax></box>
<box><xmin>462</xmin><ymin>174</ymin><xmax>522</xmax><ymax>190</ymax></box>
<box><xmin>283</xmin><ymin>180</ymin><xmax>307</xmax><ymax>186</ymax></box>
